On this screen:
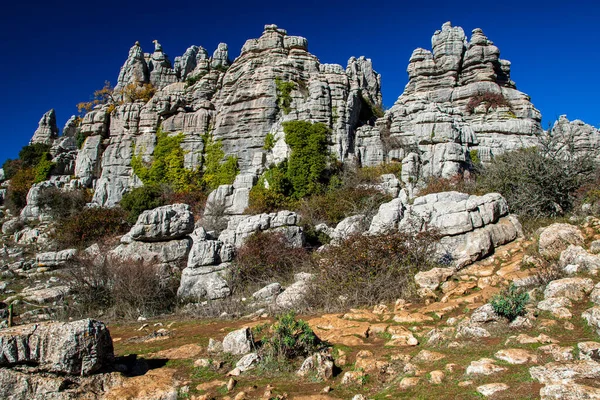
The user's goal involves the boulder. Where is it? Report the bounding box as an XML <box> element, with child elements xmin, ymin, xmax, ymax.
<box><xmin>125</xmin><ymin>204</ymin><xmax>194</xmax><ymax>242</ymax></box>
<box><xmin>538</xmin><ymin>223</ymin><xmax>584</xmax><ymax>258</ymax></box>
<box><xmin>252</xmin><ymin>283</ymin><xmax>282</xmax><ymax>301</ymax></box>
<box><xmin>36</xmin><ymin>249</ymin><xmax>77</xmax><ymax>268</ymax></box>
<box><xmin>275</xmin><ymin>273</ymin><xmax>313</xmax><ymax>309</ymax></box>
<box><xmin>582</xmin><ymin>307</ymin><xmax>600</xmax><ymax>336</ymax></box>
<box><xmin>177</xmin><ymin>263</ymin><xmax>231</xmax><ymax>300</ymax></box>
<box><xmin>559</xmin><ymin>245</ymin><xmax>600</xmax><ymax>273</ymax></box>
<box><xmin>369</xmin><ymin>192</ymin><xmax>520</xmax><ymax>268</ymax></box>
<box><xmin>530</xmin><ymin>360</ymin><xmax>600</xmax><ymax>384</ymax></box>
<box><xmin>544</xmin><ymin>278</ymin><xmax>594</xmax><ymax>301</ymax></box>
<box><xmin>414</xmin><ymin>267</ymin><xmax>454</xmax><ymax>291</ymax></box>
<box><xmin>0</xmin><ymin>319</ymin><xmax>113</xmax><ymax>375</ymax></box>
<box><xmin>222</xmin><ymin>327</ymin><xmax>254</xmax><ymax>355</ymax></box>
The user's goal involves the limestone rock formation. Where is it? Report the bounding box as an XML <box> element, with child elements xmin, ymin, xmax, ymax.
<box><xmin>355</xmin><ymin>22</ymin><xmax>542</xmax><ymax>182</ymax></box>
<box><xmin>369</xmin><ymin>191</ymin><xmax>521</xmax><ymax>268</ymax></box>
<box><xmin>30</xmin><ymin>109</ymin><xmax>59</xmax><ymax>145</ymax></box>
<box><xmin>0</xmin><ymin>319</ymin><xmax>114</xmax><ymax>375</ymax></box>
<box><xmin>551</xmin><ymin>115</ymin><xmax>600</xmax><ymax>162</ymax></box>
<box><xmin>123</xmin><ymin>203</ymin><xmax>194</xmax><ymax>242</ymax></box>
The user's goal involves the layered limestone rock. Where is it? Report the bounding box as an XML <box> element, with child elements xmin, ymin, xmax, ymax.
<box><xmin>355</xmin><ymin>22</ymin><xmax>542</xmax><ymax>182</ymax></box>
<box><xmin>368</xmin><ymin>191</ymin><xmax>522</xmax><ymax>268</ymax></box>
<box><xmin>0</xmin><ymin>319</ymin><xmax>114</xmax><ymax>375</ymax></box>
<box><xmin>30</xmin><ymin>109</ymin><xmax>59</xmax><ymax>145</ymax></box>
<box><xmin>210</xmin><ymin>24</ymin><xmax>382</xmax><ymax>173</ymax></box>
<box><xmin>551</xmin><ymin>115</ymin><xmax>600</xmax><ymax>162</ymax></box>
<box><xmin>29</xmin><ymin>25</ymin><xmax>383</xmax><ymax>206</ymax></box>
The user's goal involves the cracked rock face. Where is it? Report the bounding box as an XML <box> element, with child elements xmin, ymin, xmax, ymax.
<box><xmin>30</xmin><ymin>109</ymin><xmax>59</xmax><ymax>145</ymax></box>
<box><xmin>0</xmin><ymin>319</ymin><xmax>114</xmax><ymax>375</ymax></box>
<box><xmin>355</xmin><ymin>22</ymin><xmax>542</xmax><ymax>181</ymax></box>
<box><xmin>368</xmin><ymin>191</ymin><xmax>521</xmax><ymax>268</ymax></box>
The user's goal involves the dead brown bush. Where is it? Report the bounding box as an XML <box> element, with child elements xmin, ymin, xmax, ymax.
<box><xmin>308</xmin><ymin>230</ymin><xmax>441</xmax><ymax>311</ymax></box>
<box><xmin>62</xmin><ymin>253</ymin><xmax>178</xmax><ymax>320</ymax></box>
<box><xmin>417</xmin><ymin>174</ymin><xmax>479</xmax><ymax>197</ymax></box>
<box><xmin>229</xmin><ymin>231</ymin><xmax>312</xmax><ymax>295</ymax></box>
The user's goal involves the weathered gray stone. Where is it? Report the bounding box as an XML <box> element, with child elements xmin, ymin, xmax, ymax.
<box><xmin>36</xmin><ymin>249</ymin><xmax>77</xmax><ymax>268</ymax></box>
<box><xmin>0</xmin><ymin>319</ymin><xmax>113</xmax><ymax>375</ymax></box>
<box><xmin>544</xmin><ymin>278</ymin><xmax>594</xmax><ymax>301</ymax></box>
<box><xmin>30</xmin><ymin>109</ymin><xmax>59</xmax><ymax>145</ymax></box>
<box><xmin>530</xmin><ymin>360</ymin><xmax>600</xmax><ymax>384</ymax></box>
<box><xmin>583</xmin><ymin>307</ymin><xmax>600</xmax><ymax>336</ymax></box>
<box><xmin>125</xmin><ymin>204</ymin><xmax>194</xmax><ymax>242</ymax></box>
<box><xmin>369</xmin><ymin>191</ymin><xmax>519</xmax><ymax>268</ymax></box>
<box><xmin>252</xmin><ymin>283</ymin><xmax>282</xmax><ymax>301</ymax></box>
<box><xmin>560</xmin><ymin>245</ymin><xmax>600</xmax><ymax>273</ymax></box>
<box><xmin>177</xmin><ymin>263</ymin><xmax>231</xmax><ymax>300</ymax></box>
<box><xmin>222</xmin><ymin>327</ymin><xmax>254</xmax><ymax>355</ymax></box>
<box><xmin>539</xmin><ymin>223</ymin><xmax>585</xmax><ymax>258</ymax></box>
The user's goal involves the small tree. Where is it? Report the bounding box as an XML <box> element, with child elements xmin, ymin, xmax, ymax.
<box><xmin>131</xmin><ymin>128</ymin><xmax>201</xmax><ymax>192</ymax></box>
<box><xmin>284</xmin><ymin>120</ymin><xmax>330</xmax><ymax>199</ymax></box>
<box><xmin>77</xmin><ymin>81</ymin><xmax>117</xmax><ymax>114</ymax></box>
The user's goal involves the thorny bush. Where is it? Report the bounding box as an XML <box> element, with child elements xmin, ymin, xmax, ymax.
<box><xmin>308</xmin><ymin>230</ymin><xmax>441</xmax><ymax>310</ymax></box>
<box><xmin>63</xmin><ymin>253</ymin><xmax>178</xmax><ymax>320</ymax></box>
<box><xmin>229</xmin><ymin>231</ymin><xmax>311</xmax><ymax>294</ymax></box>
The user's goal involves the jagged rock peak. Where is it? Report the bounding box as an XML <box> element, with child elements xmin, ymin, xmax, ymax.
<box><xmin>211</xmin><ymin>43</ymin><xmax>230</xmax><ymax>69</ymax></box>
<box><xmin>115</xmin><ymin>41</ymin><xmax>150</xmax><ymax>91</ymax></box>
<box><xmin>240</xmin><ymin>23</ymin><xmax>308</xmax><ymax>55</ymax></box>
<box><xmin>405</xmin><ymin>22</ymin><xmax>518</xmax><ymax>94</ymax></box>
<box><xmin>551</xmin><ymin>115</ymin><xmax>600</xmax><ymax>162</ymax></box>
<box><xmin>30</xmin><ymin>109</ymin><xmax>59</xmax><ymax>145</ymax></box>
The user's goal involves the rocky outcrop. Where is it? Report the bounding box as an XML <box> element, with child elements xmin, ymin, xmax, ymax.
<box><xmin>30</xmin><ymin>109</ymin><xmax>59</xmax><ymax>145</ymax></box>
<box><xmin>123</xmin><ymin>203</ymin><xmax>194</xmax><ymax>242</ymax></box>
<box><xmin>218</xmin><ymin>210</ymin><xmax>303</xmax><ymax>248</ymax></box>
<box><xmin>177</xmin><ymin>227</ymin><xmax>233</xmax><ymax>301</ymax></box>
<box><xmin>369</xmin><ymin>191</ymin><xmax>521</xmax><ymax>268</ymax></box>
<box><xmin>551</xmin><ymin>115</ymin><xmax>600</xmax><ymax>162</ymax></box>
<box><xmin>355</xmin><ymin>22</ymin><xmax>542</xmax><ymax>181</ymax></box>
<box><xmin>0</xmin><ymin>319</ymin><xmax>114</xmax><ymax>375</ymax></box>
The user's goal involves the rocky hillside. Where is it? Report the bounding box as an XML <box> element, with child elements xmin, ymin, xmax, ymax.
<box><xmin>2</xmin><ymin>21</ymin><xmax>600</xmax><ymax>400</ymax></box>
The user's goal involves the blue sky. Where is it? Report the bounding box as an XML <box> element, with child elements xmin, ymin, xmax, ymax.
<box><xmin>1</xmin><ymin>0</ymin><xmax>598</xmax><ymax>164</ymax></box>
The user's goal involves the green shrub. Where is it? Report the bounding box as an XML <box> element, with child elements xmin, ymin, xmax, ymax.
<box><xmin>131</xmin><ymin>128</ymin><xmax>201</xmax><ymax>192</ymax></box>
<box><xmin>2</xmin><ymin>159</ymin><xmax>23</xmax><ymax>180</ymax></box>
<box><xmin>229</xmin><ymin>231</ymin><xmax>311</xmax><ymax>294</ymax></box>
<box><xmin>37</xmin><ymin>187</ymin><xmax>92</xmax><ymax>219</ymax></box>
<box><xmin>5</xmin><ymin>167</ymin><xmax>36</xmax><ymax>213</ymax></box>
<box><xmin>254</xmin><ymin>312</ymin><xmax>321</xmax><ymax>361</ymax></box>
<box><xmin>469</xmin><ymin>149</ymin><xmax>480</xmax><ymax>166</ymax></box>
<box><xmin>476</xmin><ymin>146</ymin><xmax>595</xmax><ymax>218</ymax></box>
<box><xmin>76</xmin><ymin>131</ymin><xmax>86</xmax><ymax>149</ymax></box>
<box><xmin>247</xmin><ymin>163</ymin><xmax>294</xmax><ymax>213</ymax></box>
<box><xmin>120</xmin><ymin>184</ymin><xmax>166</xmax><ymax>224</ymax></box>
<box><xmin>275</xmin><ymin>78</ymin><xmax>295</xmax><ymax>114</ymax></box>
<box><xmin>263</xmin><ymin>132</ymin><xmax>276</xmax><ymax>151</ymax></box>
<box><xmin>309</xmin><ymin>231</ymin><xmax>440</xmax><ymax>310</ymax></box>
<box><xmin>284</xmin><ymin>120</ymin><xmax>330</xmax><ymax>199</ymax></box>
<box><xmin>490</xmin><ymin>284</ymin><xmax>529</xmax><ymax>321</ymax></box>
<box><xmin>18</xmin><ymin>143</ymin><xmax>52</xmax><ymax>167</ymax></box>
<box><xmin>54</xmin><ymin>207</ymin><xmax>129</xmax><ymax>248</ymax></box>
<box><xmin>33</xmin><ymin>153</ymin><xmax>54</xmax><ymax>183</ymax></box>
<box><xmin>201</xmin><ymin>133</ymin><xmax>239</xmax><ymax>190</ymax></box>
<box><xmin>185</xmin><ymin>73</ymin><xmax>204</xmax><ymax>87</ymax></box>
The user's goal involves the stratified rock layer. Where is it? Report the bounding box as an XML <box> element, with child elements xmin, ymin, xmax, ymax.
<box><xmin>0</xmin><ymin>319</ymin><xmax>114</xmax><ymax>375</ymax></box>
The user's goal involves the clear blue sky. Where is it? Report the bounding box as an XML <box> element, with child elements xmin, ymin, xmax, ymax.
<box><xmin>1</xmin><ymin>0</ymin><xmax>598</xmax><ymax>164</ymax></box>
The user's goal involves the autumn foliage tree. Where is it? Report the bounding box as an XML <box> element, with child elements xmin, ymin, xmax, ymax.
<box><xmin>77</xmin><ymin>80</ymin><xmax>156</xmax><ymax>115</ymax></box>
